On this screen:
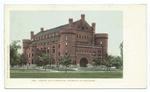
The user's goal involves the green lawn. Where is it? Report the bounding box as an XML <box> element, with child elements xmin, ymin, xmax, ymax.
<box><xmin>10</xmin><ymin>72</ymin><xmax>123</xmax><ymax>78</ymax></box>
<box><xmin>10</xmin><ymin>69</ymin><xmax>45</xmax><ymax>73</ymax></box>
<box><xmin>79</xmin><ymin>68</ymin><xmax>123</xmax><ymax>71</ymax></box>
<box><xmin>49</xmin><ymin>68</ymin><xmax>75</xmax><ymax>71</ymax></box>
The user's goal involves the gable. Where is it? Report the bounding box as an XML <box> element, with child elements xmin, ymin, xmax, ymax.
<box><xmin>73</xmin><ymin>19</ymin><xmax>92</xmax><ymax>31</ymax></box>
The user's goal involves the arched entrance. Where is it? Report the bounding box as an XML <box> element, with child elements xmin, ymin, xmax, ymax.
<box><xmin>80</xmin><ymin>58</ymin><xmax>88</xmax><ymax>67</ymax></box>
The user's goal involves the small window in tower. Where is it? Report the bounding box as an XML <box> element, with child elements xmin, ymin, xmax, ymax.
<box><xmin>100</xmin><ymin>41</ymin><xmax>102</xmax><ymax>44</ymax></box>
<box><xmin>53</xmin><ymin>46</ymin><xmax>55</xmax><ymax>53</ymax></box>
<box><xmin>66</xmin><ymin>41</ymin><xmax>67</xmax><ymax>47</ymax></box>
<box><xmin>66</xmin><ymin>35</ymin><xmax>67</xmax><ymax>40</ymax></box>
<box><xmin>32</xmin><ymin>53</ymin><xmax>33</xmax><ymax>57</ymax></box>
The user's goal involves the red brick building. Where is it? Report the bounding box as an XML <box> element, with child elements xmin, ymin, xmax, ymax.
<box><xmin>22</xmin><ymin>14</ymin><xmax>108</xmax><ymax>67</ymax></box>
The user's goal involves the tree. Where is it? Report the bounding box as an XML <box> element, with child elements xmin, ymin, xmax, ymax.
<box><xmin>59</xmin><ymin>53</ymin><xmax>74</xmax><ymax>73</ymax></box>
<box><xmin>35</xmin><ymin>55</ymin><xmax>43</xmax><ymax>73</ymax></box>
<box><xmin>19</xmin><ymin>54</ymin><xmax>28</xmax><ymax>70</ymax></box>
<box><xmin>93</xmin><ymin>56</ymin><xmax>100</xmax><ymax>67</ymax></box>
<box><xmin>92</xmin><ymin>56</ymin><xmax>102</xmax><ymax>70</ymax></box>
<box><xmin>119</xmin><ymin>42</ymin><xmax>123</xmax><ymax>59</ymax></box>
<box><xmin>41</xmin><ymin>53</ymin><xmax>54</xmax><ymax>71</ymax></box>
<box><xmin>103</xmin><ymin>53</ymin><xmax>114</xmax><ymax>71</ymax></box>
<box><xmin>113</xmin><ymin>56</ymin><xmax>123</xmax><ymax>69</ymax></box>
<box><xmin>10</xmin><ymin>40</ymin><xmax>21</xmax><ymax>67</ymax></box>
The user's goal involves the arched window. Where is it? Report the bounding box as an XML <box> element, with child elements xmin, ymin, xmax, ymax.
<box><xmin>53</xmin><ymin>46</ymin><xmax>55</xmax><ymax>53</ymax></box>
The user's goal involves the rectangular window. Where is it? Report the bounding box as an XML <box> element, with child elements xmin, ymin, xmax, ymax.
<box><xmin>66</xmin><ymin>41</ymin><xmax>67</xmax><ymax>47</ymax></box>
<box><xmin>100</xmin><ymin>41</ymin><xmax>102</xmax><ymax>44</ymax></box>
<box><xmin>32</xmin><ymin>53</ymin><xmax>33</xmax><ymax>57</ymax></box>
<box><xmin>66</xmin><ymin>35</ymin><xmax>67</xmax><ymax>40</ymax></box>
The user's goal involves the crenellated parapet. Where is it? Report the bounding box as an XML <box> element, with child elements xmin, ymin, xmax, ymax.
<box><xmin>95</xmin><ymin>33</ymin><xmax>108</xmax><ymax>39</ymax></box>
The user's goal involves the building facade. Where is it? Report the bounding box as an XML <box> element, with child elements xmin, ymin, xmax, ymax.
<box><xmin>22</xmin><ymin>14</ymin><xmax>108</xmax><ymax>67</ymax></box>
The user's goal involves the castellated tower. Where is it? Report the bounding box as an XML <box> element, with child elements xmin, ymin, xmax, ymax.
<box><xmin>60</xmin><ymin>18</ymin><xmax>76</xmax><ymax>61</ymax></box>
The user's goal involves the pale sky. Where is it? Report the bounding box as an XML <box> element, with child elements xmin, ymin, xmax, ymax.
<box><xmin>10</xmin><ymin>11</ymin><xmax>123</xmax><ymax>56</ymax></box>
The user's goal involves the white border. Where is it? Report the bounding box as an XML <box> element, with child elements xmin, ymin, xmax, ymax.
<box><xmin>1</xmin><ymin>0</ymin><xmax>149</xmax><ymax>91</ymax></box>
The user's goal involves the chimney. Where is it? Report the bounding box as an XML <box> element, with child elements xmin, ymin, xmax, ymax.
<box><xmin>41</xmin><ymin>28</ymin><xmax>44</xmax><ymax>32</ymax></box>
<box><xmin>81</xmin><ymin>14</ymin><xmax>85</xmax><ymax>20</ymax></box>
<box><xmin>92</xmin><ymin>23</ymin><xmax>96</xmax><ymax>45</ymax></box>
<box><xmin>31</xmin><ymin>31</ymin><xmax>34</xmax><ymax>39</ymax></box>
<box><xmin>92</xmin><ymin>23</ymin><xmax>96</xmax><ymax>31</ymax></box>
<box><xmin>69</xmin><ymin>18</ymin><xmax>73</xmax><ymax>27</ymax></box>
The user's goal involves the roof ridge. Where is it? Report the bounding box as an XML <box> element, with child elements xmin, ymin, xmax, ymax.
<box><xmin>33</xmin><ymin>20</ymin><xmax>78</xmax><ymax>39</ymax></box>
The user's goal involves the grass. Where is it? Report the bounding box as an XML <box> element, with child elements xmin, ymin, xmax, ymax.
<box><xmin>10</xmin><ymin>68</ymin><xmax>123</xmax><ymax>78</ymax></box>
<box><xmin>10</xmin><ymin>68</ymin><xmax>45</xmax><ymax>73</ymax></box>
<box><xmin>10</xmin><ymin>72</ymin><xmax>123</xmax><ymax>78</ymax></box>
<box><xmin>49</xmin><ymin>68</ymin><xmax>75</xmax><ymax>71</ymax></box>
<box><xmin>79</xmin><ymin>68</ymin><xmax>123</xmax><ymax>71</ymax></box>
